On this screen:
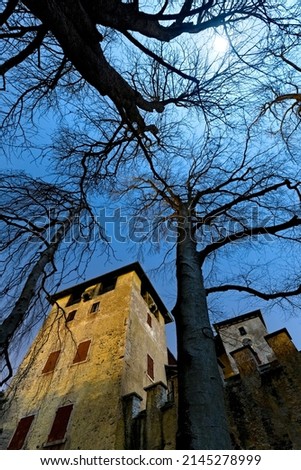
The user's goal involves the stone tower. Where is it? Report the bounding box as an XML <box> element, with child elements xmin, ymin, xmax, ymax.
<box><xmin>214</xmin><ymin>310</ymin><xmax>277</xmax><ymax>378</ymax></box>
<box><xmin>0</xmin><ymin>263</ymin><xmax>172</xmax><ymax>450</ymax></box>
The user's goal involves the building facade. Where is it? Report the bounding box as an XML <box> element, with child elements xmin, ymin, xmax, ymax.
<box><xmin>1</xmin><ymin>263</ymin><xmax>301</xmax><ymax>450</ymax></box>
<box><xmin>0</xmin><ymin>263</ymin><xmax>172</xmax><ymax>450</ymax></box>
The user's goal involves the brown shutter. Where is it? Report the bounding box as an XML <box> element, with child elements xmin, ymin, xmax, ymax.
<box><xmin>42</xmin><ymin>350</ymin><xmax>60</xmax><ymax>374</ymax></box>
<box><xmin>147</xmin><ymin>313</ymin><xmax>152</xmax><ymax>327</ymax></box>
<box><xmin>7</xmin><ymin>415</ymin><xmax>34</xmax><ymax>449</ymax></box>
<box><xmin>72</xmin><ymin>340</ymin><xmax>91</xmax><ymax>364</ymax></box>
<box><xmin>47</xmin><ymin>404</ymin><xmax>73</xmax><ymax>444</ymax></box>
<box><xmin>147</xmin><ymin>354</ymin><xmax>154</xmax><ymax>380</ymax></box>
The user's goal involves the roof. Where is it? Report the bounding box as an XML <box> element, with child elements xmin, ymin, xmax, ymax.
<box><xmin>213</xmin><ymin>309</ymin><xmax>266</xmax><ymax>331</ymax></box>
<box><xmin>50</xmin><ymin>261</ymin><xmax>173</xmax><ymax>324</ymax></box>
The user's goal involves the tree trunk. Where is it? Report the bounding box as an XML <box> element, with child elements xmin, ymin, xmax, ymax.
<box><xmin>173</xmin><ymin>207</ymin><xmax>231</xmax><ymax>449</ymax></box>
<box><xmin>0</xmin><ymin>213</ymin><xmax>75</xmax><ymax>354</ymax></box>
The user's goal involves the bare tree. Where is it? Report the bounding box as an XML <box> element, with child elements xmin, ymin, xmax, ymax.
<box><xmin>106</xmin><ymin>121</ymin><xmax>301</xmax><ymax>449</ymax></box>
<box><xmin>0</xmin><ymin>172</ymin><xmax>104</xmax><ymax>386</ymax></box>
<box><xmin>1</xmin><ymin>0</ymin><xmax>301</xmax><ymax>451</ymax></box>
<box><xmin>0</xmin><ymin>1</ymin><xmax>299</xmax><ymax>141</ymax></box>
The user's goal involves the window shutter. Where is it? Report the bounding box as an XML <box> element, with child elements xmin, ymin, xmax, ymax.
<box><xmin>7</xmin><ymin>415</ymin><xmax>34</xmax><ymax>449</ymax></box>
<box><xmin>47</xmin><ymin>404</ymin><xmax>73</xmax><ymax>444</ymax></box>
<box><xmin>42</xmin><ymin>350</ymin><xmax>60</xmax><ymax>374</ymax></box>
<box><xmin>72</xmin><ymin>340</ymin><xmax>91</xmax><ymax>364</ymax></box>
<box><xmin>147</xmin><ymin>354</ymin><xmax>154</xmax><ymax>380</ymax></box>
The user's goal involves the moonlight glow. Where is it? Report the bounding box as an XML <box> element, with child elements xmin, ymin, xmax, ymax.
<box><xmin>212</xmin><ymin>35</ymin><xmax>229</xmax><ymax>54</ymax></box>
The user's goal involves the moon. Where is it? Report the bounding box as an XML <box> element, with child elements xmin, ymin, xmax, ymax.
<box><xmin>212</xmin><ymin>35</ymin><xmax>229</xmax><ymax>54</ymax></box>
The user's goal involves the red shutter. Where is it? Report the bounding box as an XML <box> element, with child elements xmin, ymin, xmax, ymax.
<box><xmin>47</xmin><ymin>404</ymin><xmax>73</xmax><ymax>444</ymax></box>
<box><xmin>42</xmin><ymin>350</ymin><xmax>60</xmax><ymax>374</ymax></box>
<box><xmin>7</xmin><ymin>415</ymin><xmax>34</xmax><ymax>449</ymax></box>
<box><xmin>147</xmin><ymin>354</ymin><xmax>154</xmax><ymax>380</ymax></box>
<box><xmin>72</xmin><ymin>340</ymin><xmax>91</xmax><ymax>364</ymax></box>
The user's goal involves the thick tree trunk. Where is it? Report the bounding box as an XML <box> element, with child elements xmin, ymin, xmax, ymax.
<box><xmin>0</xmin><ymin>214</ymin><xmax>75</xmax><ymax>354</ymax></box>
<box><xmin>173</xmin><ymin>208</ymin><xmax>231</xmax><ymax>449</ymax></box>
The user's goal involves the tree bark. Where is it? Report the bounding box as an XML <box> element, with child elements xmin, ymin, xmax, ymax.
<box><xmin>0</xmin><ymin>213</ymin><xmax>75</xmax><ymax>354</ymax></box>
<box><xmin>173</xmin><ymin>206</ymin><xmax>231</xmax><ymax>449</ymax></box>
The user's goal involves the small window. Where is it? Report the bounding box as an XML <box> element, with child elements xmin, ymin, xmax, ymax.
<box><xmin>42</xmin><ymin>351</ymin><xmax>60</xmax><ymax>374</ymax></box>
<box><xmin>239</xmin><ymin>326</ymin><xmax>247</xmax><ymax>336</ymax></box>
<box><xmin>147</xmin><ymin>354</ymin><xmax>154</xmax><ymax>380</ymax></box>
<box><xmin>46</xmin><ymin>404</ymin><xmax>73</xmax><ymax>445</ymax></box>
<box><xmin>100</xmin><ymin>277</ymin><xmax>116</xmax><ymax>294</ymax></box>
<box><xmin>72</xmin><ymin>340</ymin><xmax>91</xmax><ymax>364</ymax></box>
<box><xmin>242</xmin><ymin>337</ymin><xmax>252</xmax><ymax>346</ymax></box>
<box><xmin>67</xmin><ymin>285</ymin><xmax>85</xmax><ymax>306</ymax></box>
<box><xmin>90</xmin><ymin>302</ymin><xmax>100</xmax><ymax>313</ymax></box>
<box><xmin>66</xmin><ymin>310</ymin><xmax>77</xmax><ymax>322</ymax></box>
<box><xmin>147</xmin><ymin>313</ymin><xmax>152</xmax><ymax>327</ymax></box>
<box><xmin>7</xmin><ymin>415</ymin><xmax>34</xmax><ymax>449</ymax></box>
<box><xmin>252</xmin><ymin>349</ymin><xmax>262</xmax><ymax>365</ymax></box>
<box><xmin>141</xmin><ymin>286</ymin><xmax>159</xmax><ymax>315</ymax></box>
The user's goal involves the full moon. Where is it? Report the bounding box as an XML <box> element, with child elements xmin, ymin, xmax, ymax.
<box><xmin>212</xmin><ymin>35</ymin><xmax>229</xmax><ymax>54</ymax></box>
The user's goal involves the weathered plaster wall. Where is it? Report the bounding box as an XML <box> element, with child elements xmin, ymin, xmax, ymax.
<box><xmin>216</xmin><ymin>316</ymin><xmax>276</xmax><ymax>374</ymax></box>
<box><xmin>0</xmin><ymin>270</ymin><xmax>169</xmax><ymax>450</ymax></box>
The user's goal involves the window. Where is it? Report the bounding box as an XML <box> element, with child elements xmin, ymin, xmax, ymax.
<box><xmin>46</xmin><ymin>404</ymin><xmax>73</xmax><ymax>445</ymax></box>
<box><xmin>72</xmin><ymin>340</ymin><xmax>91</xmax><ymax>364</ymax></box>
<box><xmin>147</xmin><ymin>354</ymin><xmax>154</xmax><ymax>380</ymax></box>
<box><xmin>252</xmin><ymin>349</ymin><xmax>262</xmax><ymax>365</ymax></box>
<box><xmin>66</xmin><ymin>310</ymin><xmax>77</xmax><ymax>322</ymax></box>
<box><xmin>242</xmin><ymin>337</ymin><xmax>252</xmax><ymax>346</ymax></box>
<box><xmin>100</xmin><ymin>277</ymin><xmax>116</xmax><ymax>294</ymax></box>
<box><xmin>239</xmin><ymin>326</ymin><xmax>247</xmax><ymax>336</ymax></box>
<box><xmin>147</xmin><ymin>313</ymin><xmax>152</xmax><ymax>327</ymax></box>
<box><xmin>7</xmin><ymin>415</ymin><xmax>34</xmax><ymax>449</ymax></box>
<box><xmin>82</xmin><ymin>287</ymin><xmax>95</xmax><ymax>301</ymax></box>
<box><xmin>90</xmin><ymin>302</ymin><xmax>100</xmax><ymax>313</ymax></box>
<box><xmin>67</xmin><ymin>286</ymin><xmax>84</xmax><ymax>306</ymax></box>
<box><xmin>167</xmin><ymin>379</ymin><xmax>175</xmax><ymax>404</ymax></box>
<box><xmin>42</xmin><ymin>350</ymin><xmax>60</xmax><ymax>374</ymax></box>
<box><xmin>141</xmin><ymin>286</ymin><xmax>159</xmax><ymax>316</ymax></box>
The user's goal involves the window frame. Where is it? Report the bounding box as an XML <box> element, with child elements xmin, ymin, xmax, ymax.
<box><xmin>44</xmin><ymin>404</ymin><xmax>73</xmax><ymax>447</ymax></box>
<box><xmin>90</xmin><ymin>302</ymin><xmax>100</xmax><ymax>314</ymax></box>
<box><xmin>239</xmin><ymin>326</ymin><xmax>247</xmax><ymax>336</ymax></box>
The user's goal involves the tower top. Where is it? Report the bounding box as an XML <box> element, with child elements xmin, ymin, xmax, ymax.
<box><xmin>213</xmin><ymin>309</ymin><xmax>266</xmax><ymax>332</ymax></box>
<box><xmin>50</xmin><ymin>261</ymin><xmax>173</xmax><ymax>324</ymax></box>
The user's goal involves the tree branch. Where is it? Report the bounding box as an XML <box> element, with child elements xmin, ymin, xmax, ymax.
<box><xmin>0</xmin><ymin>0</ymin><xmax>18</xmax><ymax>27</ymax></box>
<box><xmin>206</xmin><ymin>282</ymin><xmax>301</xmax><ymax>301</ymax></box>
<box><xmin>195</xmin><ymin>179</ymin><xmax>299</xmax><ymax>226</ymax></box>
<box><xmin>199</xmin><ymin>215</ymin><xmax>301</xmax><ymax>263</ymax></box>
<box><xmin>0</xmin><ymin>25</ymin><xmax>47</xmax><ymax>76</ymax></box>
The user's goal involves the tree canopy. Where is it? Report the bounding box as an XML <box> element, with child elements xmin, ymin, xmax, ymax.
<box><xmin>1</xmin><ymin>0</ymin><xmax>301</xmax><ymax>449</ymax></box>
<box><xmin>1</xmin><ymin>1</ymin><xmax>300</xmax><ymax>139</ymax></box>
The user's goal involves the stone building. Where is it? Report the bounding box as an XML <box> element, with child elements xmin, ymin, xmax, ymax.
<box><xmin>1</xmin><ymin>263</ymin><xmax>301</xmax><ymax>450</ymax></box>
<box><xmin>0</xmin><ymin>263</ymin><xmax>172</xmax><ymax>450</ymax></box>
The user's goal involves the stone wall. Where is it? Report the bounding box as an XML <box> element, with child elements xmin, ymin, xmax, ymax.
<box><xmin>226</xmin><ymin>329</ymin><xmax>301</xmax><ymax>449</ymax></box>
<box><xmin>124</xmin><ymin>328</ymin><xmax>301</xmax><ymax>450</ymax></box>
